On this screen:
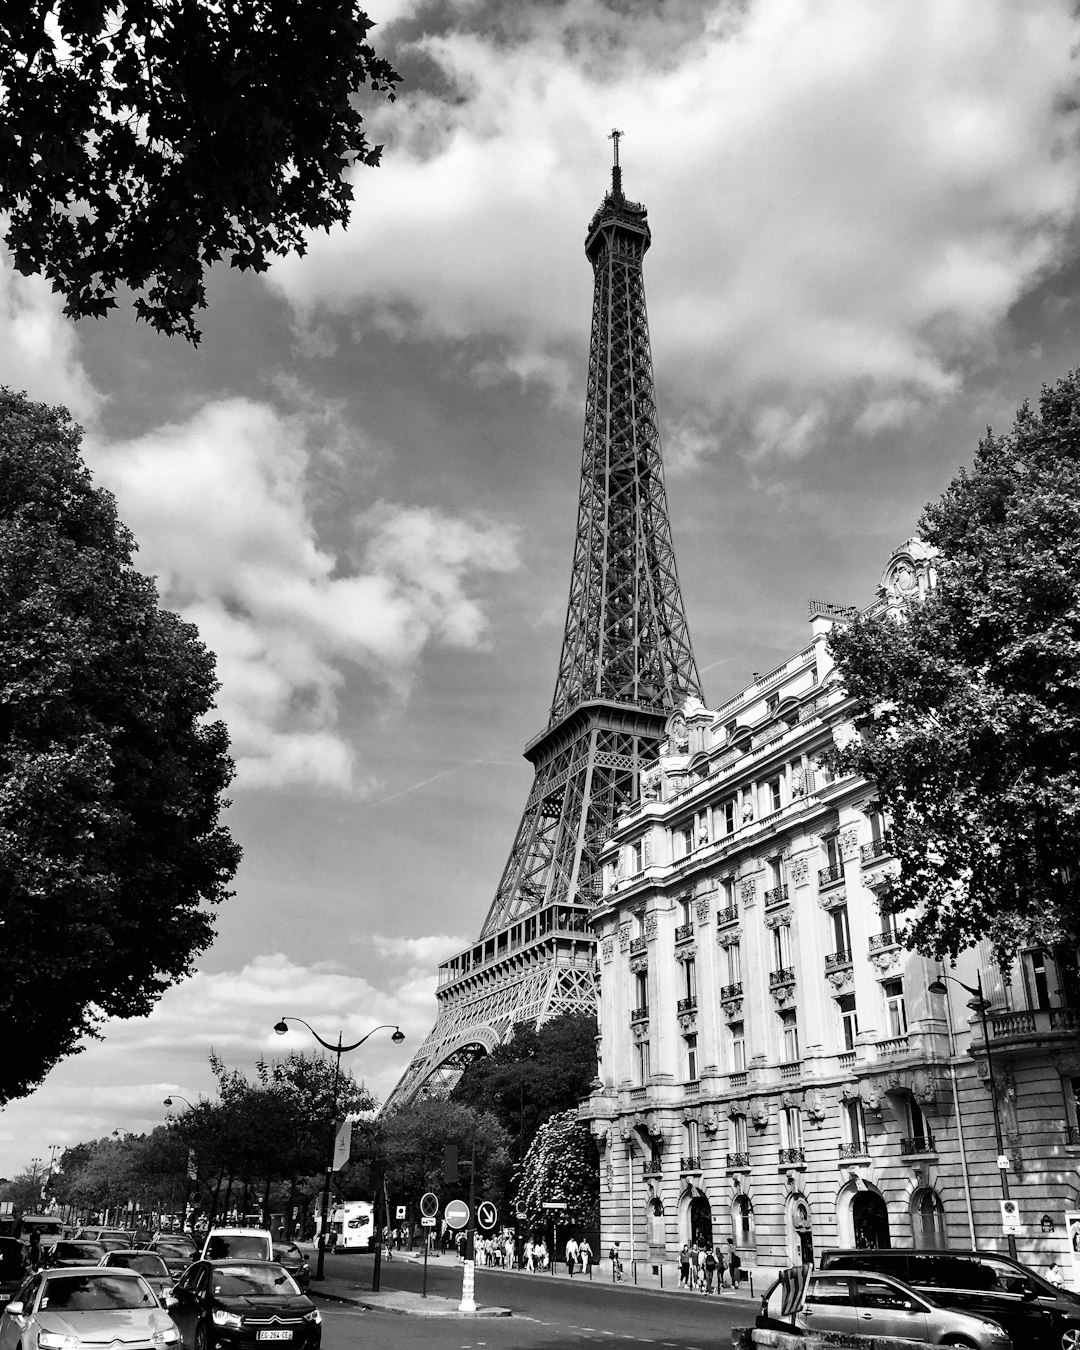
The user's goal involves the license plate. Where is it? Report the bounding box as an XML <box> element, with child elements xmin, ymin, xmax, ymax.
<box><xmin>256</xmin><ymin>1332</ymin><xmax>292</xmax><ymax>1340</ymax></box>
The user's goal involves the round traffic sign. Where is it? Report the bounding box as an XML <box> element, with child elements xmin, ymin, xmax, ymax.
<box><xmin>444</xmin><ymin>1199</ymin><xmax>470</xmax><ymax>1230</ymax></box>
<box><xmin>476</xmin><ymin>1200</ymin><xmax>498</xmax><ymax>1234</ymax></box>
<box><xmin>420</xmin><ymin>1191</ymin><xmax>439</xmax><ymax>1219</ymax></box>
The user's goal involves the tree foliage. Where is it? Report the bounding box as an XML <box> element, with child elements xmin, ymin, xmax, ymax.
<box><xmin>450</xmin><ymin>1012</ymin><xmax>598</xmax><ymax>1161</ymax></box>
<box><xmin>830</xmin><ymin>370</ymin><xmax>1080</xmax><ymax>961</ymax></box>
<box><xmin>0</xmin><ymin>2</ymin><xmax>400</xmax><ymax>341</ymax></box>
<box><xmin>515</xmin><ymin>1109</ymin><xmax>598</xmax><ymax>1233</ymax></box>
<box><xmin>377</xmin><ymin>1097</ymin><xmax>510</xmax><ymax>1206</ymax></box>
<box><xmin>0</xmin><ymin>389</ymin><xmax>241</xmax><ymax>1104</ymax></box>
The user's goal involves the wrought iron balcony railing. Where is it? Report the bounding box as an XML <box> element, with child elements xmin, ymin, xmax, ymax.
<box><xmin>716</xmin><ymin>905</ymin><xmax>739</xmax><ymax>926</ymax></box>
<box><xmin>675</xmin><ymin>923</ymin><xmax>694</xmax><ymax>943</ymax></box>
<box><xmin>726</xmin><ymin>1152</ymin><xmax>750</xmax><ymax>1168</ymax></box>
<box><xmin>764</xmin><ymin>884</ymin><xmax>789</xmax><ymax>907</ymax></box>
<box><xmin>721</xmin><ymin>982</ymin><xmax>743</xmax><ymax>1000</ymax></box>
<box><xmin>900</xmin><ymin>1135</ymin><xmax>935</xmax><ymax>1156</ymax></box>
<box><xmin>629</xmin><ymin>936</ymin><xmax>647</xmax><ymax>954</ymax></box>
<box><xmin>630</xmin><ymin>1006</ymin><xmax>649</xmax><ymax>1023</ymax></box>
<box><xmin>677</xmin><ymin>996</ymin><xmax>698</xmax><ymax>1014</ymax></box>
<box><xmin>779</xmin><ymin>1147</ymin><xmax>805</xmax><ymax>1165</ymax></box>
<box><xmin>860</xmin><ymin>837</ymin><xmax>892</xmax><ymax>864</ymax></box>
<box><xmin>818</xmin><ymin>863</ymin><xmax>844</xmax><ymax>887</ymax></box>
<box><xmin>825</xmin><ymin>948</ymin><xmax>853</xmax><ymax>972</ymax></box>
<box><xmin>680</xmin><ymin>1155</ymin><xmax>701</xmax><ymax>1172</ymax></box>
<box><xmin>838</xmin><ymin>1141</ymin><xmax>868</xmax><ymax>1159</ymax></box>
<box><xmin>769</xmin><ymin>967</ymin><xmax>795</xmax><ymax>987</ymax></box>
<box><xmin>869</xmin><ymin>930</ymin><xmax>900</xmax><ymax>952</ymax></box>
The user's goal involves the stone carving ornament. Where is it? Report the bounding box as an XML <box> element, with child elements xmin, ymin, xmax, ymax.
<box><xmin>695</xmin><ymin>896</ymin><xmax>712</xmax><ymax>924</ymax></box>
<box><xmin>629</xmin><ymin>954</ymin><xmax>648</xmax><ymax>975</ymax></box>
<box><xmin>739</xmin><ymin>879</ymin><xmax>757</xmax><ymax>907</ymax></box>
<box><xmin>791</xmin><ymin>857</ymin><xmax>810</xmax><ymax>886</ymax></box>
<box><xmin>644</xmin><ymin>913</ymin><xmax>658</xmax><ymax>942</ymax></box>
<box><xmin>827</xmin><ymin>968</ymin><xmax>854</xmax><ymax>992</ymax></box>
<box><xmin>771</xmin><ymin>984</ymin><xmax>795</xmax><ymax>1007</ymax></box>
<box><xmin>763</xmin><ymin>910</ymin><xmax>792</xmax><ymax>930</ymax></box>
<box><xmin>602</xmin><ymin>939</ymin><xmax>614</xmax><ymax>963</ymax></box>
<box><xmin>870</xmin><ymin>948</ymin><xmax>901</xmax><ymax>975</ymax></box>
<box><xmin>840</xmin><ymin>827</ymin><xmax>861</xmax><ymax>856</ymax></box>
<box><xmin>675</xmin><ymin>944</ymin><xmax>698</xmax><ymax>964</ymax></box>
<box><xmin>631</xmin><ymin>1021</ymin><xmax>650</xmax><ymax>1042</ymax></box>
<box><xmin>678</xmin><ymin>1011</ymin><xmax>697</xmax><ymax>1033</ymax></box>
<box><xmin>818</xmin><ymin>888</ymin><xmax>848</xmax><ymax>913</ymax></box>
<box><xmin>618</xmin><ymin>925</ymin><xmax>631</xmax><ymax>951</ymax></box>
<box><xmin>716</xmin><ymin>928</ymin><xmax>741</xmax><ymax>949</ymax></box>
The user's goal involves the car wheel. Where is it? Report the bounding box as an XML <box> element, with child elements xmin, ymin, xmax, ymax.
<box><xmin>1062</xmin><ymin>1330</ymin><xmax>1080</xmax><ymax>1350</ymax></box>
<box><xmin>195</xmin><ymin>1324</ymin><xmax>208</xmax><ymax>1350</ymax></box>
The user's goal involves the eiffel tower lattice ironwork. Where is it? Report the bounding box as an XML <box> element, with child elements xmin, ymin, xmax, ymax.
<box><xmin>384</xmin><ymin>146</ymin><xmax>704</xmax><ymax>1110</ymax></box>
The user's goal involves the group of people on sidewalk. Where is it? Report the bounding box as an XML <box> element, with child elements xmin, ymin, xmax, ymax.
<box><xmin>679</xmin><ymin>1240</ymin><xmax>742</xmax><ymax>1294</ymax></box>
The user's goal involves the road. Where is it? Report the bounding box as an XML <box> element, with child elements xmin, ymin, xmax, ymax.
<box><xmin>312</xmin><ymin>1252</ymin><xmax>750</xmax><ymax>1350</ymax></box>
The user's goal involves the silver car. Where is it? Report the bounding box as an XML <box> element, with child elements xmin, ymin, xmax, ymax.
<box><xmin>758</xmin><ymin>1268</ymin><xmax>1013</xmax><ymax>1349</ymax></box>
<box><xmin>0</xmin><ymin>1266</ymin><xmax>181</xmax><ymax>1350</ymax></box>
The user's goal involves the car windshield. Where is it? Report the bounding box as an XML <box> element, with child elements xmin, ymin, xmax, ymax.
<box><xmin>213</xmin><ymin>1266</ymin><xmax>298</xmax><ymax>1298</ymax></box>
<box><xmin>41</xmin><ymin>1274</ymin><xmax>155</xmax><ymax>1311</ymax></box>
<box><xmin>206</xmin><ymin>1237</ymin><xmax>267</xmax><ymax>1260</ymax></box>
<box><xmin>108</xmin><ymin>1255</ymin><xmax>168</xmax><ymax>1276</ymax></box>
<box><xmin>55</xmin><ymin>1244</ymin><xmax>105</xmax><ymax>1262</ymax></box>
<box><xmin>156</xmin><ymin>1246</ymin><xmax>190</xmax><ymax>1260</ymax></box>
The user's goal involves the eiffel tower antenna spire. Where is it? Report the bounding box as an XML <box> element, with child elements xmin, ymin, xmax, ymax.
<box><xmin>383</xmin><ymin>150</ymin><xmax>704</xmax><ymax>1110</ymax></box>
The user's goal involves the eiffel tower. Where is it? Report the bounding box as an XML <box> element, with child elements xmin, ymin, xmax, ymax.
<box><xmin>384</xmin><ymin>136</ymin><xmax>703</xmax><ymax>1110</ymax></box>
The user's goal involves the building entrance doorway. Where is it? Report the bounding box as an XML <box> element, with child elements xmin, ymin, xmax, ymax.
<box><xmin>789</xmin><ymin>1195</ymin><xmax>814</xmax><ymax>1265</ymax></box>
<box><xmin>852</xmin><ymin>1190</ymin><xmax>891</xmax><ymax>1249</ymax></box>
<box><xmin>689</xmin><ymin>1195</ymin><xmax>713</xmax><ymax>1247</ymax></box>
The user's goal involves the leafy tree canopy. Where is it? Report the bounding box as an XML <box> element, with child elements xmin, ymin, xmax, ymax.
<box><xmin>450</xmin><ymin>1011</ymin><xmax>598</xmax><ymax>1159</ymax></box>
<box><xmin>515</xmin><ymin>1109</ymin><xmax>598</xmax><ymax>1234</ymax></box>
<box><xmin>830</xmin><ymin>370</ymin><xmax>1080</xmax><ymax>961</ymax></box>
<box><xmin>0</xmin><ymin>389</ymin><xmax>241</xmax><ymax>1104</ymax></box>
<box><xmin>376</xmin><ymin>1097</ymin><xmax>511</xmax><ymax>1205</ymax></box>
<box><xmin>0</xmin><ymin>2</ymin><xmax>400</xmax><ymax>341</ymax></box>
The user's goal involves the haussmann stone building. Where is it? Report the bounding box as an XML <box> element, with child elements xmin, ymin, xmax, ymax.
<box><xmin>581</xmin><ymin>538</ymin><xmax>1080</xmax><ymax>1286</ymax></box>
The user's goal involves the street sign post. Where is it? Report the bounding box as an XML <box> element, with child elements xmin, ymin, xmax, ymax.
<box><xmin>542</xmin><ymin>1201</ymin><xmax>567</xmax><ymax>1209</ymax></box>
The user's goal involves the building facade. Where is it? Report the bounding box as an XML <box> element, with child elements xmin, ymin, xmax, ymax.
<box><xmin>582</xmin><ymin>539</ymin><xmax>1080</xmax><ymax>1285</ymax></box>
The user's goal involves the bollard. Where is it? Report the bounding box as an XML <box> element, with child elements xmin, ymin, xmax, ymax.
<box><xmin>659</xmin><ymin>1263</ymin><xmax>663</xmax><ymax>1289</ymax></box>
<box><xmin>458</xmin><ymin>1258</ymin><xmax>476</xmax><ymax>1314</ymax></box>
<box><xmin>749</xmin><ymin>1272</ymin><xmax>753</xmax><ymax>1298</ymax></box>
<box><xmin>632</xmin><ymin>1260</ymin><xmax>638</xmax><ymax>1286</ymax></box>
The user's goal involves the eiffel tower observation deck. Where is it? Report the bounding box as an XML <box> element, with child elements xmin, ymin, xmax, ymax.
<box><xmin>384</xmin><ymin>138</ymin><xmax>704</xmax><ymax>1110</ymax></box>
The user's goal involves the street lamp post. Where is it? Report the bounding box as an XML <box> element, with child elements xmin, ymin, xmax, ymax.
<box><xmin>164</xmin><ymin>1098</ymin><xmax>196</xmax><ymax>1229</ymax></box>
<box><xmin>928</xmin><ymin>968</ymin><xmax>1017</xmax><ymax>1260</ymax></box>
<box><xmin>274</xmin><ymin>1017</ymin><xmax>404</xmax><ymax>1282</ymax></box>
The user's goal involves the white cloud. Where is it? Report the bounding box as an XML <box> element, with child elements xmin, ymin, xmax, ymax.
<box><xmin>86</xmin><ymin>399</ymin><xmax>519</xmax><ymax>789</ymax></box>
<box><xmin>269</xmin><ymin>0</ymin><xmax>1080</xmax><ymax>460</ymax></box>
<box><xmin>0</xmin><ymin>950</ymin><xmax>440</xmax><ymax>1170</ymax></box>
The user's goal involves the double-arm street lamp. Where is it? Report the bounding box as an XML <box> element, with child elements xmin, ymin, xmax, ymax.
<box><xmin>273</xmin><ymin>1017</ymin><xmax>404</xmax><ymax>1281</ymax></box>
<box><xmin>927</xmin><ymin>967</ymin><xmax>1016</xmax><ymax>1260</ymax></box>
<box><xmin>163</xmin><ymin>1095</ymin><xmax>193</xmax><ymax>1111</ymax></box>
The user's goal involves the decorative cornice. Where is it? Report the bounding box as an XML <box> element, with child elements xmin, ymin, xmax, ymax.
<box><xmin>817</xmin><ymin>888</ymin><xmax>848</xmax><ymax>913</ymax></box>
<box><xmin>763</xmin><ymin>910</ymin><xmax>791</xmax><ymax>930</ymax></box>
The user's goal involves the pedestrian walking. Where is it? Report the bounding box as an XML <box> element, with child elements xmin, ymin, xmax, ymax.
<box><xmin>704</xmin><ymin>1245</ymin><xmax>718</xmax><ymax>1294</ymax></box>
<box><xmin>609</xmin><ymin>1240</ymin><xmax>623</xmax><ymax>1282</ymax></box>
<box><xmin>717</xmin><ymin>1247</ymin><xmax>728</xmax><ymax>1289</ymax></box>
<box><xmin>728</xmin><ymin>1243</ymin><xmax>742</xmax><ymax>1288</ymax></box>
<box><xmin>579</xmin><ymin>1239</ymin><xmax>593</xmax><ymax>1275</ymax></box>
<box><xmin>565</xmin><ymin>1236</ymin><xmax>579</xmax><ymax>1276</ymax></box>
<box><xmin>524</xmin><ymin>1237</ymin><xmax>534</xmax><ymax>1272</ymax></box>
<box><xmin>679</xmin><ymin>1243</ymin><xmax>690</xmax><ymax>1288</ymax></box>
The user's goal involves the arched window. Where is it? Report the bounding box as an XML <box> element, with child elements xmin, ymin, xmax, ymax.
<box><xmin>731</xmin><ymin>1195</ymin><xmax>754</xmax><ymax>1248</ymax></box>
<box><xmin>912</xmin><ymin>1188</ymin><xmax>948</xmax><ymax>1250</ymax></box>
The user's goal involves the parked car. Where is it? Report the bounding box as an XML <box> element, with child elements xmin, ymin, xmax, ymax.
<box><xmin>170</xmin><ymin>1260</ymin><xmax>321</xmax><ymax>1350</ymax></box>
<box><xmin>154</xmin><ymin>1231</ymin><xmax>198</xmax><ymax>1252</ymax></box>
<box><xmin>46</xmin><ymin>1241</ymin><xmax>108</xmax><ymax>1268</ymax></box>
<box><xmin>15</xmin><ymin>1217</ymin><xmax>64</xmax><ymax>1256</ymax></box>
<box><xmin>757</xmin><ymin>1268</ymin><xmax>1013</xmax><ymax>1350</ymax></box>
<box><xmin>272</xmin><ymin>1244</ymin><xmax>310</xmax><ymax>1292</ymax></box>
<box><xmin>0</xmin><ymin>1241</ymin><xmax>25</xmax><ymax>1307</ymax></box>
<box><xmin>152</xmin><ymin>1242</ymin><xmax>198</xmax><ymax>1278</ymax></box>
<box><xmin>820</xmin><ymin>1248</ymin><xmax>1080</xmax><ymax>1350</ymax></box>
<box><xmin>99</xmin><ymin>1249</ymin><xmax>175</xmax><ymax>1302</ymax></box>
<box><xmin>75</xmin><ymin>1227</ymin><xmax>134</xmax><ymax>1250</ymax></box>
<box><xmin>200</xmin><ymin>1228</ymin><xmax>274</xmax><ymax>1262</ymax></box>
<box><xmin>0</xmin><ymin>1266</ymin><xmax>181</xmax><ymax>1350</ymax></box>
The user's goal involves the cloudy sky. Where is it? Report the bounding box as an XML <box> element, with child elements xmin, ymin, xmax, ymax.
<box><xmin>4</xmin><ymin>0</ymin><xmax>1080</xmax><ymax>1178</ymax></box>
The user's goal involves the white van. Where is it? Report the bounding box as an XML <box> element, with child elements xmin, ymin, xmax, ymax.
<box><xmin>200</xmin><ymin>1227</ymin><xmax>274</xmax><ymax>1261</ymax></box>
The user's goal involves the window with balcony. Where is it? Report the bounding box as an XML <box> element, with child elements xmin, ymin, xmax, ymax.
<box><xmin>725</xmin><ymin>941</ymin><xmax>742</xmax><ymax>987</ymax></box>
<box><xmin>842</xmin><ymin>1099</ymin><xmax>866</xmax><ymax>1155</ymax></box>
<box><xmin>683</xmin><ymin>1119</ymin><xmax>700</xmax><ymax>1170</ymax></box>
<box><xmin>1022</xmin><ymin>948</ymin><xmax>1053</xmax><ymax>1011</ymax></box>
<box><xmin>633</xmin><ymin>969</ymin><xmax>648</xmax><ymax>1019</ymax></box>
<box><xmin>631</xmin><ymin>840</ymin><xmax>644</xmax><ymax>874</ymax></box>
<box><xmin>882</xmin><ymin>978</ymin><xmax>908</xmax><ymax>1037</ymax></box>
<box><xmin>903</xmin><ymin>1097</ymin><xmax>932</xmax><ymax>1153</ymax></box>
<box><xmin>634</xmin><ymin>1039</ymin><xmax>650</xmax><ymax>1085</ymax></box>
<box><xmin>685</xmin><ymin>1033</ymin><xmax>698</xmax><ymax>1082</ymax></box>
<box><xmin>831</xmin><ymin>905</ymin><xmax>851</xmax><ymax>954</ymax></box>
<box><xmin>729</xmin><ymin>1021</ymin><xmax>746</xmax><ymax>1072</ymax></box>
<box><xmin>837</xmin><ymin>993</ymin><xmax>859</xmax><ymax>1052</ymax></box>
<box><xmin>679</xmin><ymin>894</ymin><xmax>693</xmax><ymax>927</ymax></box>
<box><xmin>780</xmin><ymin>1009</ymin><xmax>799</xmax><ymax>1062</ymax></box>
<box><xmin>728</xmin><ymin>1112</ymin><xmax>748</xmax><ymax>1165</ymax></box>
<box><xmin>681</xmin><ymin>957</ymin><xmax>698</xmax><ymax>1006</ymax></box>
<box><xmin>716</xmin><ymin>799</ymin><xmax>736</xmax><ymax>835</ymax></box>
<box><xmin>771</xmin><ymin>921</ymin><xmax>792</xmax><ymax>972</ymax></box>
<box><xmin>780</xmin><ymin>1106</ymin><xmax>803</xmax><ymax>1162</ymax></box>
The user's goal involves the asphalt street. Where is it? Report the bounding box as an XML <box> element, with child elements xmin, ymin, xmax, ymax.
<box><xmin>312</xmin><ymin>1251</ymin><xmax>750</xmax><ymax>1350</ymax></box>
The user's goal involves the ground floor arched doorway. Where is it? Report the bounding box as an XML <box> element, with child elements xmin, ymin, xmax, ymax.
<box><xmin>689</xmin><ymin>1194</ymin><xmax>713</xmax><ymax>1246</ymax></box>
<box><xmin>788</xmin><ymin>1194</ymin><xmax>814</xmax><ymax>1266</ymax></box>
<box><xmin>852</xmin><ymin>1190</ymin><xmax>891</xmax><ymax>1249</ymax></box>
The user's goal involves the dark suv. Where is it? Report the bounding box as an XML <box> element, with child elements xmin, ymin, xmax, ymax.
<box><xmin>820</xmin><ymin>1248</ymin><xmax>1080</xmax><ymax>1350</ymax></box>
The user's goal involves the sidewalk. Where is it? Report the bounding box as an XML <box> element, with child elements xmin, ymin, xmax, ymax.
<box><xmin>306</xmin><ymin>1247</ymin><xmax>759</xmax><ymax>1317</ymax></box>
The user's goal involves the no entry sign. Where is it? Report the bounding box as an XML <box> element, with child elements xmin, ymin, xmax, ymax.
<box><xmin>444</xmin><ymin>1199</ymin><xmax>470</xmax><ymax>1230</ymax></box>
